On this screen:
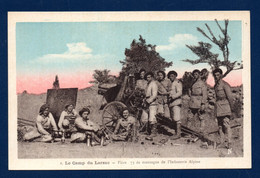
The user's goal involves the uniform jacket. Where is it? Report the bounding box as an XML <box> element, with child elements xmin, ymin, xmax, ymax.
<box><xmin>157</xmin><ymin>79</ymin><xmax>171</xmax><ymax>104</ymax></box>
<box><xmin>214</xmin><ymin>79</ymin><xmax>233</xmax><ymax>117</ymax></box>
<box><xmin>136</xmin><ymin>79</ymin><xmax>148</xmax><ymax>91</ymax></box>
<box><xmin>146</xmin><ymin>80</ymin><xmax>158</xmax><ymax>105</ymax></box>
<box><xmin>189</xmin><ymin>79</ymin><xmax>208</xmax><ymax>109</ymax></box>
<box><xmin>169</xmin><ymin>79</ymin><xmax>182</xmax><ymax>107</ymax></box>
<box><xmin>36</xmin><ymin>113</ymin><xmax>58</xmax><ymax>133</ymax></box>
<box><xmin>58</xmin><ymin>109</ymin><xmax>78</xmax><ymax>129</ymax></box>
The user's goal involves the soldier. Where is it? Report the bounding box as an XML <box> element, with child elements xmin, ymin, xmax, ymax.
<box><xmin>213</xmin><ymin>68</ymin><xmax>234</xmax><ymax>149</ymax></box>
<box><xmin>156</xmin><ymin>70</ymin><xmax>171</xmax><ymax>118</ymax></box>
<box><xmin>186</xmin><ymin>69</ymin><xmax>208</xmax><ymax>132</ymax></box>
<box><xmin>23</xmin><ymin>104</ymin><xmax>58</xmax><ymax>142</ymax></box>
<box><xmin>144</xmin><ymin>72</ymin><xmax>158</xmax><ymax>140</ymax></box>
<box><xmin>58</xmin><ymin>103</ymin><xmax>78</xmax><ymax>132</ymax></box>
<box><xmin>71</xmin><ymin>107</ymin><xmax>107</xmax><ymax>145</ymax></box>
<box><xmin>111</xmin><ymin>108</ymin><xmax>136</xmax><ymax>142</ymax></box>
<box><xmin>167</xmin><ymin>71</ymin><xmax>182</xmax><ymax>140</ymax></box>
<box><xmin>201</xmin><ymin>68</ymin><xmax>209</xmax><ymax>83</ymax></box>
<box><xmin>135</xmin><ymin>68</ymin><xmax>148</xmax><ymax>90</ymax></box>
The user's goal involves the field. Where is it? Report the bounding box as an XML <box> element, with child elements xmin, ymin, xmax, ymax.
<box><xmin>17</xmin><ymin>85</ymin><xmax>243</xmax><ymax>158</ymax></box>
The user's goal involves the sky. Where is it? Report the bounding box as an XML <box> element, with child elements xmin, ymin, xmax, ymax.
<box><xmin>16</xmin><ymin>21</ymin><xmax>242</xmax><ymax>94</ymax></box>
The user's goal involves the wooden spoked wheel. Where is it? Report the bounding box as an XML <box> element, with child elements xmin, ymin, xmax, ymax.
<box><xmin>102</xmin><ymin>101</ymin><xmax>127</xmax><ymax>134</ymax></box>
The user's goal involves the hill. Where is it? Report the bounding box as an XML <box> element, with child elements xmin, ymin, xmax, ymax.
<box><xmin>18</xmin><ymin>85</ymin><xmax>104</xmax><ymax>124</ymax></box>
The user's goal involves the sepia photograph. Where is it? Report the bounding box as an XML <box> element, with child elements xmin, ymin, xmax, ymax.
<box><xmin>8</xmin><ymin>11</ymin><xmax>251</xmax><ymax>169</ymax></box>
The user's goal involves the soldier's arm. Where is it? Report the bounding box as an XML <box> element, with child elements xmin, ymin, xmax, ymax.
<box><xmin>170</xmin><ymin>82</ymin><xmax>182</xmax><ymax>99</ymax></box>
<box><xmin>75</xmin><ymin>117</ymin><xmax>95</xmax><ymax>131</ymax></box>
<box><xmin>157</xmin><ymin>82</ymin><xmax>168</xmax><ymax>95</ymax></box>
<box><xmin>73</xmin><ymin>109</ymin><xmax>79</xmax><ymax>117</ymax></box>
<box><xmin>49</xmin><ymin>113</ymin><xmax>58</xmax><ymax>131</ymax></box>
<box><xmin>147</xmin><ymin>82</ymin><xmax>158</xmax><ymax>103</ymax></box>
<box><xmin>201</xmin><ymin>83</ymin><xmax>208</xmax><ymax>105</ymax></box>
<box><xmin>114</xmin><ymin>119</ymin><xmax>122</xmax><ymax>134</ymax></box>
<box><xmin>36</xmin><ymin>116</ymin><xmax>50</xmax><ymax>135</ymax></box>
<box><xmin>58</xmin><ymin>111</ymin><xmax>65</xmax><ymax>130</ymax></box>
<box><xmin>223</xmin><ymin>83</ymin><xmax>234</xmax><ymax>109</ymax></box>
<box><xmin>188</xmin><ymin>88</ymin><xmax>191</xmax><ymax>97</ymax></box>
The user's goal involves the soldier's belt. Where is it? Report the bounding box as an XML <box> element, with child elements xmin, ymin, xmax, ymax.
<box><xmin>191</xmin><ymin>94</ymin><xmax>202</xmax><ymax>96</ymax></box>
<box><xmin>216</xmin><ymin>97</ymin><xmax>227</xmax><ymax>101</ymax></box>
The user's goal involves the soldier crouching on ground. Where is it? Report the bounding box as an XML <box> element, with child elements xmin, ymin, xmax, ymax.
<box><xmin>156</xmin><ymin>70</ymin><xmax>171</xmax><ymax>118</ymax></box>
<box><xmin>71</xmin><ymin>107</ymin><xmax>108</xmax><ymax>146</ymax></box>
<box><xmin>58</xmin><ymin>103</ymin><xmax>78</xmax><ymax>132</ymax></box>
<box><xmin>168</xmin><ymin>71</ymin><xmax>182</xmax><ymax>140</ymax></box>
<box><xmin>23</xmin><ymin>104</ymin><xmax>58</xmax><ymax>142</ymax></box>
<box><xmin>213</xmin><ymin>68</ymin><xmax>234</xmax><ymax>150</ymax></box>
<box><xmin>186</xmin><ymin>69</ymin><xmax>207</xmax><ymax>132</ymax></box>
<box><xmin>111</xmin><ymin>108</ymin><xmax>137</xmax><ymax>142</ymax></box>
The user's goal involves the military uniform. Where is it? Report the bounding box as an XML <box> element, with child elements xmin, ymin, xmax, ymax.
<box><xmin>58</xmin><ymin>109</ymin><xmax>78</xmax><ymax>131</ymax></box>
<box><xmin>71</xmin><ymin>117</ymin><xmax>101</xmax><ymax>143</ymax></box>
<box><xmin>111</xmin><ymin>116</ymin><xmax>136</xmax><ymax>141</ymax></box>
<box><xmin>23</xmin><ymin>113</ymin><xmax>58</xmax><ymax>142</ymax></box>
<box><xmin>187</xmin><ymin>79</ymin><xmax>208</xmax><ymax>130</ymax></box>
<box><xmin>136</xmin><ymin>79</ymin><xmax>148</xmax><ymax>91</ymax></box>
<box><xmin>168</xmin><ymin>79</ymin><xmax>182</xmax><ymax>123</ymax></box>
<box><xmin>168</xmin><ymin>79</ymin><xmax>182</xmax><ymax>140</ymax></box>
<box><xmin>157</xmin><ymin>79</ymin><xmax>171</xmax><ymax>117</ymax></box>
<box><xmin>214</xmin><ymin>79</ymin><xmax>234</xmax><ymax>145</ymax></box>
<box><xmin>145</xmin><ymin>80</ymin><xmax>158</xmax><ymax>124</ymax></box>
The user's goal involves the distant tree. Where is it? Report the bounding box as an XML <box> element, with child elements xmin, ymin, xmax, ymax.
<box><xmin>52</xmin><ymin>75</ymin><xmax>60</xmax><ymax>89</ymax></box>
<box><xmin>183</xmin><ymin>19</ymin><xmax>242</xmax><ymax>78</ymax></box>
<box><xmin>90</xmin><ymin>69</ymin><xmax>116</xmax><ymax>85</ymax></box>
<box><xmin>120</xmin><ymin>35</ymin><xmax>172</xmax><ymax>78</ymax></box>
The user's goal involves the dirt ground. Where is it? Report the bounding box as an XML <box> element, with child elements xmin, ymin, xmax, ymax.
<box><xmin>18</xmin><ymin>129</ymin><xmax>243</xmax><ymax>159</ymax></box>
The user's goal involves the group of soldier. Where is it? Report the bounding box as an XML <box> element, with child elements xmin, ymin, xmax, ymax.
<box><xmin>135</xmin><ymin>68</ymin><xmax>234</xmax><ymax>149</ymax></box>
<box><xmin>23</xmin><ymin>67</ymin><xmax>234</xmax><ymax>150</ymax></box>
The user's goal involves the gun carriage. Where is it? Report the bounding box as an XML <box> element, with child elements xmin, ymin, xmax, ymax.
<box><xmin>98</xmin><ymin>75</ymin><xmax>146</xmax><ymax>134</ymax></box>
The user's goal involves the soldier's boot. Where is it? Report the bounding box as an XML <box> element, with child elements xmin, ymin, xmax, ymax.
<box><xmin>217</xmin><ymin>126</ymin><xmax>225</xmax><ymax>147</ymax></box>
<box><xmin>145</xmin><ymin>123</ymin><xmax>157</xmax><ymax>141</ymax></box>
<box><xmin>141</xmin><ymin>122</ymin><xmax>150</xmax><ymax>135</ymax></box>
<box><xmin>224</xmin><ymin>125</ymin><xmax>232</xmax><ymax>149</ymax></box>
<box><xmin>170</xmin><ymin>122</ymin><xmax>181</xmax><ymax>140</ymax></box>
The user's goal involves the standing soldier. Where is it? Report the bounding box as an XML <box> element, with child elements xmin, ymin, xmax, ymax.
<box><xmin>144</xmin><ymin>72</ymin><xmax>158</xmax><ymax>140</ymax></box>
<box><xmin>186</xmin><ymin>69</ymin><xmax>208</xmax><ymax>132</ymax></box>
<box><xmin>213</xmin><ymin>68</ymin><xmax>234</xmax><ymax>149</ymax></box>
<box><xmin>156</xmin><ymin>70</ymin><xmax>171</xmax><ymax>118</ymax></box>
<box><xmin>168</xmin><ymin>71</ymin><xmax>182</xmax><ymax>140</ymax></box>
<box><xmin>135</xmin><ymin>69</ymin><xmax>148</xmax><ymax>91</ymax></box>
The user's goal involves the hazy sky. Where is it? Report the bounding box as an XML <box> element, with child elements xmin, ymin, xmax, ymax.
<box><xmin>16</xmin><ymin>21</ymin><xmax>242</xmax><ymax>94</ymax></box>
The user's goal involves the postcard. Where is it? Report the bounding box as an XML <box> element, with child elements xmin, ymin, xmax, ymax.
<box><xmin>8</xmin><ymin>11</ymin><xmax>251</xmax><ymax>169</ymax></box>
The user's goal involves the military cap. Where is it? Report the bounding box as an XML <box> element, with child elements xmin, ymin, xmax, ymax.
<box><xmin>79</xmin><ymin>107</ymin><xmax>90</xmax><ymax>117</ymax></box>
<box><xmin>167</xmin><ymin>70</ymin><xmax>178</xmax><ymax>78</ymax></box>
<box><xmin>213</xmin><ymin>68</ymin><xmax>223</xmax><ymax>75</ymax></box>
